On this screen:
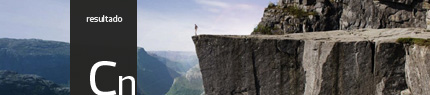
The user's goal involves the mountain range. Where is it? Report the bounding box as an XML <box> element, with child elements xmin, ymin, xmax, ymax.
<box><xmin>0</xmin><ymin>38</ymin><xmax>70</xmax><ymax>85</ymax></box>
<box><xmin>137</xmin><ymin>47</ymin><xmax>179</xmax><ymax>95</ymax></box>
<box><xmin>137</xmin><ymin>47</ymin><xmax>204</xmax><ymax>95</ymax></box>
<box><xmin>148</xmin><ymin>51</ymin><xmax>198</xmax><ymax>75</ymax></box>
<box><xmin>0</xmin><ymin>38</ymin><xmax>70</xmax><ymax>94</ymax></box>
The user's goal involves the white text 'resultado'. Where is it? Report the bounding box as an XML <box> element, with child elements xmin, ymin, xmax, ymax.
<box><xmin>86</xmin><ymin>15</ymin><xmax>123</xmax><ymax>22</ymax></box>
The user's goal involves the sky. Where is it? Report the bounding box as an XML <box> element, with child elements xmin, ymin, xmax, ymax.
<box><xmin>0</xmin><ymin>0</ymin><xmax>277</xmax><ymax>51</ymax></box>
<box><xmin>0</xmin><ymin>0</ymin><xmax>70</xmax><ymax>42</ymax></box>
<box><xmin>138</xmin><ymin>0</ymin><xmax>277</xmax><ymax>51</ymax></box>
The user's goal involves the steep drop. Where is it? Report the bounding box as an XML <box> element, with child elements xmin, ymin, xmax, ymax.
<box><xmin>193</xmin><ymin>28</ymin><xmax>430</xmax><ymax>95</ymax></box>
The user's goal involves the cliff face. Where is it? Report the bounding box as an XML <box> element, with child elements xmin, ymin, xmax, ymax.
<box><xmin>193</xmin><ymin>28</ymin><xmax>430</xmax><ymax>95</ymax></box>
<box><xmin>405</xmin><ymin>45</ymin><xmax>430</xmax><ymax>94</ymax></box>
<box><xmin>252</xmin><ymin>0</ymin><xmax>430</xmax><ymax>34</ymax></box>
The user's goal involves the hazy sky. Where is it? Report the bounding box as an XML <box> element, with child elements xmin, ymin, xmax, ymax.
<box><xmin>138</xmin><ymin>0</ymin><xmax>277</xmax><ymax>51</ymax></box>
<box><xmin>0</xmin><ymin>0</ymin><xmax>70</xmax><ymax>42</ymax></box>
<box><xmin>0</xmin><ymin>0</ymin><xmax>277</xmax><ymax>51</ymax></box>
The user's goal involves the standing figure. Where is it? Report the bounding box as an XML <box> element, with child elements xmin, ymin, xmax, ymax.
<box><xmin>195</xmin><ymin>24</ymin><xmax>198</xmax><ymax>36</ymax></box>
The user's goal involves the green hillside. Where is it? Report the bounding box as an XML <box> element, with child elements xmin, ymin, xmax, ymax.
<box><xmin>0</xmin><ymin>38</ymin><xmax>70</xmax><ymax>84</ymax></box>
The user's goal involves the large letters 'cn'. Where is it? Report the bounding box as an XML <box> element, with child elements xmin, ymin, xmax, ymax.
<box><xmin>90</xmin><ymin>61</ymin><xmax>135</xmax><ymax>95</ymax></box>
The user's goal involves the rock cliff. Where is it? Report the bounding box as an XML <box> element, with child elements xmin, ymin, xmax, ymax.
<box><xmin>193</xmin><ymin>28</ymin><xmax>430</xmax><ymax>95</ymax></box>
<box><xmin>252</xmin><ymin>0</ymin><xmax>430</xmax><ymax>34</ymax></box>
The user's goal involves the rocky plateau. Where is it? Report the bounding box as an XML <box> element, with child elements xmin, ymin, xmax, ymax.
<box><xmin>193</xmin><ymin>28</ymin><xmax>430</xmax><ymax>95</ymax></box>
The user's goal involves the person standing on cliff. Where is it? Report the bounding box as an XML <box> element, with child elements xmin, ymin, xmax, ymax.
<box><xmin>195</xmin><ymin>24</ymin><xmax>198</xmax><ymax>36</ymax></box>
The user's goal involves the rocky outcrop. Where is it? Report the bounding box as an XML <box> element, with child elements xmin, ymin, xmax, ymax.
<box><xmin>252</xmin><ymin>0</ymin><xmax>430</xmax><ymax>34</ymax></box>
<box><xmin>0</xmin><ymin>70</ymin><xmax>69</xmax><ymax>95</ymax></box>
<box><xmin>193</xmin><ymin>28</ymin><xmax>430</xmax><ymax>95</ymax></box>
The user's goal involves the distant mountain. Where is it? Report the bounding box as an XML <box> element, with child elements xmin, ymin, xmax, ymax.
<box><xmin>148</xmin><ymin>51</ymin><xmax>204</xmax><ymax>95</ymax></box>
<box><xmin>166</xmin><ymin>64</ymin><xmax>204</xmax><ymax>95</ymax></box>
<box><xmin>137</xmin><ymin>47</ymin><xmax>180</xmax><ymax>95</ymax></box>
<box><xmin>0</xmin><ymin>70</ymin><xmax>69</xmax><ymax>95</ymax></box>
<box><xmin>0</xmin><ymin>38</ymin><xmax>70</xmax><ymax>84</ymax></box>
<box><xmin>149</xmin><ymin>55</ymin><xmax>189</xmax><ymax>75</ymax></box>
<box><xmin>148</xmin><ymin>51</ymin><xmax>198</xmax><ymax>74</ymax></box>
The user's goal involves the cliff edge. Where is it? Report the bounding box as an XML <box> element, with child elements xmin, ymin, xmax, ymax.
<box><xmin>193</xmin><ymin>28</ymin><xmax>430</xmax><ymax>95</ymax></box>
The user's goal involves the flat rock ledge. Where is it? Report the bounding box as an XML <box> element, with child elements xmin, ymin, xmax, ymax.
<box><xmin>192</xmin><ymin>28</ymin><xmax>430</xmax><ymax>95</ymax></box>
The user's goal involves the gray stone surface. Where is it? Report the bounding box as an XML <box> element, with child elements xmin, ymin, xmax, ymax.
<box><xmin>253</xmin><ymin>0</ymin><xmax>428</xmax><ymax>34</ymax></box>
<box><xmin>193</xmin><ymin>28</ymin><xmax>430</xmax><ymax>95</ymax></box>
<box><xmin>379</xmin><ymin>0</ymin><xmax>415</xmax><ymax>5</ymax></box>
<box><xmin>405</xmin><ymin>45</ymin><xmax>430</xmax><ymax>95</ymax></box>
